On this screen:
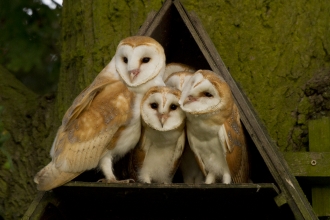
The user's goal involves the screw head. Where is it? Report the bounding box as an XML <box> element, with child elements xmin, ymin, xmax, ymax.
<box><xmin>311</xmin><ymin>160</ymin><xmax>317</xmax><ymax>166</ymax></box>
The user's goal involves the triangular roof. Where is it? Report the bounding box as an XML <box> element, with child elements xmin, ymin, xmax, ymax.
<box><xmin>24</xmin><ymin>1</ymin><xmax>317</xmax><ymax>219</ymax></box>
<box><xmin>137</xmin><ymin>0</ymin><xmax>316</xmax><ymax>219</ymax></box>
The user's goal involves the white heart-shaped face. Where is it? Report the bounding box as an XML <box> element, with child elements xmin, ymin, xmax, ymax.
<box><xmin>179</xmin><ymin>72</ymin><xmax>221</xmax><ymax>114</ymax></box>
<box><xmin>141</xmin><ymin>86</ymin><xmax>185</xmax><ymax>131</ymax></box>
<box><xmin>115</xmin><ymin>43</ymin><xmax>165</xmax><ymax>87</ymax></box>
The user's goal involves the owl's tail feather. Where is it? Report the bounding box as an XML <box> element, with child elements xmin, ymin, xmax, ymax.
<box><xmin>34</xmin><ymin>162</ymin><xmax>81</xmax><ymax>191</ymax></box>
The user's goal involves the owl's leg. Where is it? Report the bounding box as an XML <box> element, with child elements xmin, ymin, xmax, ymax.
<box><xmin>222</xmin><ymin>172</ymin><xmax>231</xmax><ymax>184</ymax></box>
<box><xmin>139</xmin><ymin>173</ymin><xmax>151</xmax><ymax>184</ymax></box>
<box><xmin>98</xmin><ymin>155</ymin><xmax>134</xmax><ymax>183</ymax></box>
<box><xmin>99</xmin><ymin>155</ymin><xmax>116</xmax><ymax>181</ymax></box>
<box><xmin>205</xmin><ymin>172</ymin><xmax>216</xmax><ymax>184</ymax></box>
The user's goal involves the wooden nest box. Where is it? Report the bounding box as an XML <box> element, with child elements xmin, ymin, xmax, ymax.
<box><xmin>24</xmin><ymin>0</ymin><xmax>317</xmax><ymax>219</ymax></box>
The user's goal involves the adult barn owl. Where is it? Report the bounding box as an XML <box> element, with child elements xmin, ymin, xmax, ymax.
<box><xmin>179</xmin><ymin>70</ymin><xmax>249</xmax><ymax>184</ymax></box>
<box><xmin>165</xmin><ymin>70</ymin><xmax>204</xmax><ymax>184</ymax></box>
<box><xmin>34</xmin><ymin>36</ymin><xmax>166</xmax><ymax>191</ymax></box>
<box><xmin>129</xmin><ymin>86</ymin><xmax>185</xmax><ymax>183</ymax></box>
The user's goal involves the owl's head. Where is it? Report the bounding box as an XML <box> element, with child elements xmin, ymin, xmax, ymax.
<box><xmin>163</xmin><ymin>62</ymin><xmax>195</xmax><ymax>82</ymax></box>
<box><xmin>165</xmin><ymin>71</ymin><xmax>193</xmax><ymax>91</ymax></box>
<box><xmin>141</xmin><ymin>86</ymin><xmax>185</xmax><ymax>131</ymax></box>
<box><xmin>179</xmin><ymin>70</ymin><xmax>234</xmax><ymax>115</ymax></box>
<box><xmin>115</xmin><ymin>36</ymin><xmax>166</xmax><ymax>88</ymax></box>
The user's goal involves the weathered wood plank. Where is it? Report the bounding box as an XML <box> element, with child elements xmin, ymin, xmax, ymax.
<box><xmin>283</xmin><ymin>152</ymin><xmax>330</xmax><ymax>177</ymax></box>
<box><xmin>309</xmin><ymin>117</ymin><xmax>330</xmax><ymax>217</ymax></box>
<box><xmin>309</xmin><ymin>117</ymin><xmax>330</xmax><ymax>152</ymax></box>
<box><xmin>137</xmin><ymin>0</ymin><xmax>172</xmax><ymax>37</ymax></box>
<box><xmin>312</xmin><ymin>186</ymin><xmax>330</xmax><ymax>216</ymax></box>
<box><xmin>63</xmin><ymin>181</ymin><xmax>279</xmax><ymax>192</ymax></box>
<box><xmin>137</xmin><ymin>11</ymin><xmax>157</xmax><ymax>36</ymax></box>
<box><xmin>23</xmin><ymin>191</ymin><xmax>60</xmax><ymax>220</ymax></box>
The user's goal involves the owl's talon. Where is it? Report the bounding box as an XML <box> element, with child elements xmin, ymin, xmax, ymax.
<box><xmin>97</xmin><ymin>178</ymin><xmax>108</xmax><ymax>183</ymax></box>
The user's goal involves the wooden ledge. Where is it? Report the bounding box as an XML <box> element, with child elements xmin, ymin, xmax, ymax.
<box><xmin>283</xmin><ymin>152</ymin><xmax>330</xmax><ymax>183</ymax></box>
<box><xmin>24</xmin><ymin>182</ymin><xmax>286</xmax><ymax>219</ymax></box>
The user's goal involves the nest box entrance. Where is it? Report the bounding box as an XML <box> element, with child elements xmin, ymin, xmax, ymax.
<box><xmin>24</xmin><ymin>1</ymin><xmax>317</xmax><ymax>219</ymax></box>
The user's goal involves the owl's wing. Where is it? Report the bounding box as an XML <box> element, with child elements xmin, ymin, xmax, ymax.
<box><xmin>52</xmin><ymin>75</ymin><xmax>134</xmax><ymax>173</ymax></box>
<box><xmin>169</xmin><ymin>130</ymin><xmax>186</xmax><ymax>177</ymax></box>
<box><xmin>219</xmin><ymin>104</ymin><xmax>249</xmax><ymax>183</ymax></box>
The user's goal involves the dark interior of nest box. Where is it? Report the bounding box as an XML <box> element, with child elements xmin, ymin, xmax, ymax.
<box><xmin>147</xmin><ymin>3</ymin><xmax>211</xmax><ymax>70</ymax></box>
<box><xmin>73</xmin><ymin>2</ymin><xmax>276</xmax><ymax>187</ymax></box>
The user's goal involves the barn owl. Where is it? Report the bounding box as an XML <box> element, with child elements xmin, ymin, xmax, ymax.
<box><xmin>34</xmin><ymin>36</ymin><xmax>166</xmax><ymax>191</ymax></box>
<box><xmin>163</xmin><ymin>62</ymin><xmax>195</xmax><ymax>82</ymax></box>
<box><xmin>179</xmin><ymin>70</ymin><xmax>249</xmax><ymax>184</ymax></box>
<box><xmin>129</xmin><ymin>86</ymin><xmax>185</xmax><ymax>183</ymax></box>
<box><xmin>165</xmin><ymin>70</ymin><xmax>204</xmax><ymax>184</ymax></box>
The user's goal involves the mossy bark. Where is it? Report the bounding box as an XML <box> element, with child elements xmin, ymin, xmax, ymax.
<box><xmin>0</xmin><ymin>66</ymin><xmax>56</xmax><ymax>219</ymax></box>
<box><xmin>1</xmin><ymin>0</ymin><xmax>330</xmax><ymax>218</ymax></box>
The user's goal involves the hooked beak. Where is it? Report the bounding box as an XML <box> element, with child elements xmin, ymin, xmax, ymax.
<box><xmin>183</xmin><ymin>95</ymin><xmax>197</xmax><ymax>105</ymax></box>
<box><xmin>129</xmin><ymin>69</ymin><xmax>140</xmax><ymax>82</ymax></box>
<box><xmin>158</xmin><ymin>113</ymin><xmax>169</xmax><ymax>128</ymax></box>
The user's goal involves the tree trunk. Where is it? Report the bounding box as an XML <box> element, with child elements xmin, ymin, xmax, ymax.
<box><xmin>0</xmin><ymin>65</ymin><xmax>56</xmax><ymax>219</ymax></box>
<box><xmin>1</xmin><ymin>0</ymin><xmax>330</xmax><ymax>219</ymax></box>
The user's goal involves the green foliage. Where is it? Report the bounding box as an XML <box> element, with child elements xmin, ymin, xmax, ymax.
<box><xmin>0</xmin><ymin>0</ymin><xmax>61</xmax><ymax>94</ymax></box>
<box><xmin>0</xmin><ymin>106</ymin><xmax>11</xmax><ymax>170</ymax></box>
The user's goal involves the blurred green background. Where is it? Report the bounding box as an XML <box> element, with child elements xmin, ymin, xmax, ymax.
<box><xmin>0</xmin><ymin>0</ymin><xmax>62</xmax><ymax>94</ymax></box>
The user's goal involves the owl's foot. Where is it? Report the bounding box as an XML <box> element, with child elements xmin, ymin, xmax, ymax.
<box><xmin>205</xmin><ymin>173</ymin><xmax>216</xmax><ymax>184</ymax></box>
<box><xmin>97</xmin><ymin>178</ymin><xmax>135</xmax><ymax>183</ymax></box>
<box><xmin>222</xmin><ymin>173</ymin><xmax>231</xmax><ymax>184</ymax></box>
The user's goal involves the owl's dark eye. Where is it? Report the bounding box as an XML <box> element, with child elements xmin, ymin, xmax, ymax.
<box><xmin>150</xmin><ymin>103</ymin><xmax>158</xmax><ymax>109</ymax></box>
<box><xmin>123</xmin><ymin>57</ymin><xmax>128</xmax><ymax>63</ymax></box>
<box><xmin>170</xmin><ymin>104</ymin><xmax>177</xmax><ymax>110</ymax></box>
<box><xmin>142</xmin><ymin>57</ymin><xmax>150</xmax><ymax>63</ymax></box>
<box><xmin>204</xmin><ymin>92</ymin><xmax>213</xmax><ymax>97</ymax></box>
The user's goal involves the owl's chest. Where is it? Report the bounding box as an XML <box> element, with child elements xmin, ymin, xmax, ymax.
<box><xmin>145</xmin><ymin>128</ymin><xmax>182</xmax><ymax>147</ymax></box>
<box><xmin>142</xmin><ymin>144</ymin><xmax>175</xmax><ymax>181</ymax></box>
<box><xmin>186</xmin><ymin>115</ymin><xmax>220</xmax><ymax>140</ymax></box>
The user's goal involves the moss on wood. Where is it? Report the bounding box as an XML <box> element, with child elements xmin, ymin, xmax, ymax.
<box><xmin>182</xmin><ymin>0</ymin><xmax>330</xmax><ymax>151</ymax></box>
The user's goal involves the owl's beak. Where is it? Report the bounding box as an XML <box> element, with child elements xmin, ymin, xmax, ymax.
<box><xmin>183</xmin><ymin>95</ymin><xmax>197</xmax><ymax>105</ymax></box>
<box><xmin>129</xmin><ymin>69</ymin><xmax>140</xmax><ymax>82</ymax></box>
<box><xmin>158</xmin><ymin>113</ymin><xmax>168</xmax><ymax>128</ymax></box>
